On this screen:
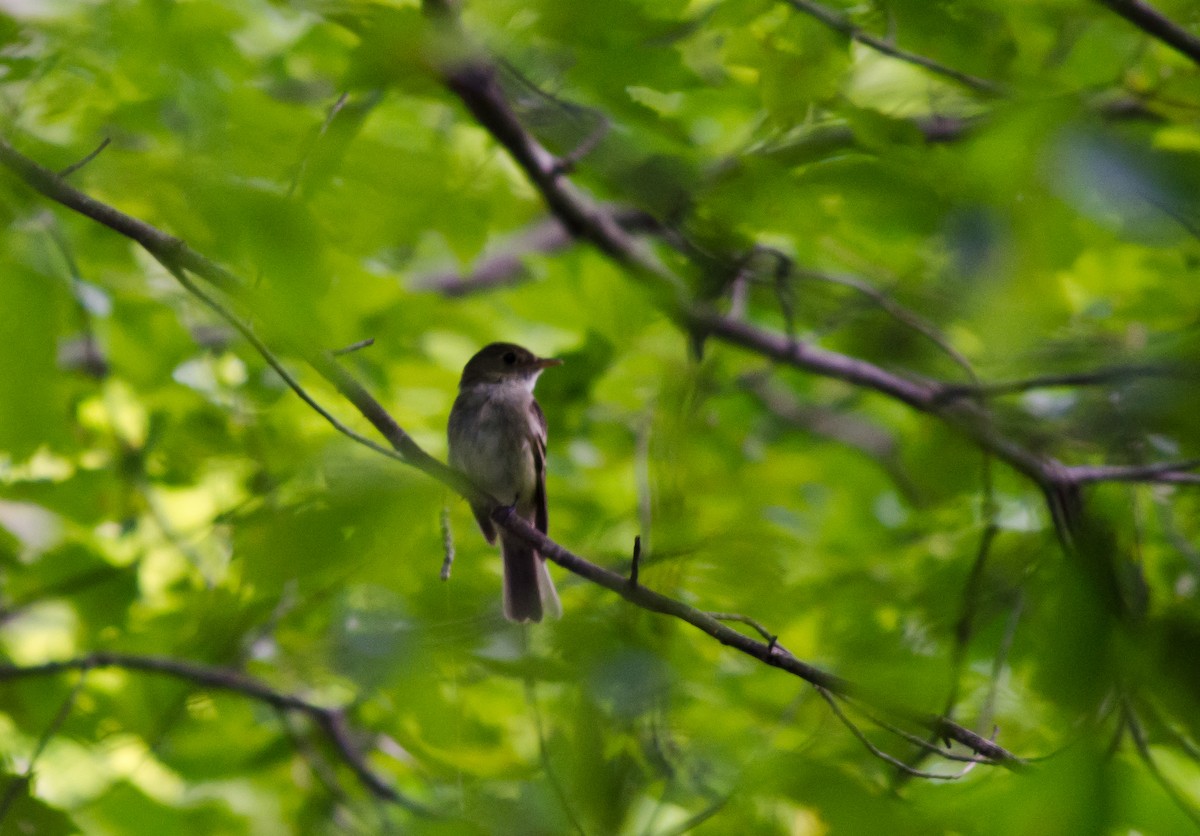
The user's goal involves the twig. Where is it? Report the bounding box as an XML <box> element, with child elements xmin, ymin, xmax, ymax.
<box><xmin>332</xmin><ymin>338</ymin><xmax>375</xmax><ymax>356</ymax></box>
<box><xmin>281</xmin><ymin>710</ymin><xmax>350</xmax><ymax>804</ymax></box>
<box><xmin>739</xmin><ymin>373</ymin><xmax>920</xmax><ymax>503</ymax></box>
<box><xmin>1095</xmin><ymin>0</ymin><xmax>1200</xmax><ymax>67</ymax></box>
<box><xmin>1126</xmin><ymin>700</ymin><xmax>1200</xmax><ymax>826</ymax></box>
<box><xmin>0</xmin><ymin>675</ymin><xmax>85</xmax><ymax>821</ymax></box>
<box><xmin>816</xmin><ymin>688</ymin><xmax>980</xmax><ymax>779</ymax></box>
<box><xmin>0</xmin><ymin>653</ymin><xmax>435</xmax><ymax>815</ymax></box>
<box><xmin>706</xmin><ymin>612</ymin><xmax>781</xmax><ymax>651</ymax></box>
<box><xmin>525</xmin><ymin>680</ymin><xmax>587</xmax><ymax>836</ymax></box>
<box><xmin>0</xmin><ymin>133</ymin><xmax>1043</xmax><ymax>766</ymax></box>
<box><xmin>158</xmin><ymin>261</ymin><xmax>410</xmax><ymax>469</ymax></box>
<box><xmin>839</xmin><ymin>695</ymin><xmax>990</xmax><ymax>765</ymax></box>
<box><xmin>935</xmin><ymin>363</ymin><xmax>1190</xmax><ymax>400</ymax></box>
<box><xmin>414</xmin><ymin>210</ymin><xmax>663</xmax><ymax>297</ymax></box>
<box><xmin>551</xmin><ymin>116</ymin><xmax>610</xmax><ymax>175</ymax></box>
<box><xmin>58</xmin><ymin>137</ymin><xmax>111</xmax><ymax>178</ymax></box>
<box><xmin>794</xmin><ymin>266</ymin><xmax>976</xmax><ymax>380</ymax></box>
<box><xmin>980</xmin><ymin>593</ymin><xmax>1024</xmax><ymax>734</ymax></box>
<box><xmin>780</xmin><ymin>0</ymin><xmax>1004</xmax><ymax>95</ymax></box>
<box><xmin>630</xmin><ymin>535</ymin><xmax>641</xmax><ymax>587</ymax></box>
<box><xmin>654</xmin><ymin>795</ymin><xmax>730</xmax><ymax>836</ymax></box>
<box><xmin>1067</xmin><ymin>459</ymin><xmax>1200</xmax><ymax>484</ymax></box>
<box><xmin>414</xmin><ymin>217</ymin><xmax>572</xmax><ymax>295</ymax></box>
<box><xmin>440</xmin><ymin>506</ymin><xmax>455</xmax><ymax>580</ymax></box>
<box><xmin>288</xmin><ymin>92</ymin><xmax>350</xmax><ymax>198</ymax></box>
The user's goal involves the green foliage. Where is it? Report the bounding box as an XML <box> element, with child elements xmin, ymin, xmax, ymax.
<box><xmin>2</xmin><ymin>0</ymin><xmax>1200</xmax><ymax>833</ymax></box>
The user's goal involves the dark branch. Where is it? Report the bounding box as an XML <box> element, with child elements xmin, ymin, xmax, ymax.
<box><xmin>1095</xmin><ymin>0</ymin><xmax>1200</xmax><ymax>67</ymax></box>
<box><xmin>0</xmin><ymin>133</ymin><xmax>1022</xmax><ymax>768</ymax></box>
<box><xmin>0</xmin><ymin>137</ymin><xmax>240</xmax><ymax>293</ymax></box>
<box><xmin>936</xmin><ymin>363</ymin><xmax>1192</xmax><ymax>400</ymax></box>
<box><xmin>58</xmin><ymin>136</ymin><xmax>111</xmax><ymax>178</ymax></box>
<box><xmin>0</xmin><ymin>653</ymin><xmax>434</xmax><ymax>814</ymax></box>
<box><xmin>332</xmin><ymin>338</ymin><xmax>375</xmax><ymax>356</ymax></box>
<box><xmin>816</xmin><ymin>688</ymin><xmax>981</xmax><ymax>779</ymax></box>
<box><xmin>413</xmin><ymin>210</ymin><xmax>661</xmax><ymax>297</ymax></box>
<box><xmin>780</xmin><ymin>0</ymin><xmax>1004</xmax><ymax>95</ymax></box>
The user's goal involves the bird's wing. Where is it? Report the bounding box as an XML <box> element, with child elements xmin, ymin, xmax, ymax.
<box><xmin>530</xmin><ymin>399</ymin><xmax>549</xmax><ymax>534</ymax></box>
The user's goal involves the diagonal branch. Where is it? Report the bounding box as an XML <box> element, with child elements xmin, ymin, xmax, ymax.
<box><xmin>414</xmin><ymin>16</ymin><xmax>1200</xmax><ymax>496</ymax></box>
<box><xmin>936</xmin><ymin>363</ymin><xmax>1194</xmax><ymax>399</ymax></box>
<box><xmin>0</xmin><ymin>653</ymin><xmax>435</xmax><ymax>814</ymax></box>
<box><xmin>1095</xmin><ymin>0</ymin><xmax>1200</xmax><ymax>67</ymax></box>
<box><xmin>0</xmin><ymin>135</ymin><xmax>1020</xmax><ymax>768</ymax></box>
<box><xmin>780</xmin><ymin>0</ymin><xmax>1004</xmax><ymax>95</ymax></box>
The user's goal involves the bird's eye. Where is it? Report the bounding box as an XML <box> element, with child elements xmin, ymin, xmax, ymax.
<box><xmin>502</xmin><ymin>351</ymin><xmax>517</xmax><ymax>365</ymax></box>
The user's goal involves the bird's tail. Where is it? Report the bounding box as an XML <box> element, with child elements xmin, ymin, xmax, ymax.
<box><xmin>501</xmin><ymin>534</ymin><xmax>561</xmax><ymax>623</ymax></box>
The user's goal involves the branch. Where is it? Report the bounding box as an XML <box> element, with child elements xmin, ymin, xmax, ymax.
<box><xmin>1125</xmin><ymin>699</ymin><xmax>1200</xmax><ymax>827</ymax></box>
<box><xmin>1095</xmin><ymin>0</ymin><xmax>1200</xmax><ymax>67</ymax></box>
<box><xmin>780</xmin><ymin>0</ymin><xmax>1004</xmax><ymax>95</ymax></box>
<box><xmin>1067</xmin><ymin>459</ymin><xmax>1200</xmax><ymax>485</ymax></box>
<box><xmin>0</xmin><ymin>653</ymin><xmax>434</xmax><ymax>814</ymax></box>
<box><xmin>410</xmin><ymin>7</ymin><xmax>1200</xmax><ymax>500</ymax></box>
<box><xmin>412</xmin><ymin>209</ymin><xmax>660</xmax><ymax>296</ymax></box>
<box><xmin>0</xmin><ymin>676</ymin><xmax>84</xmax><ymax>821</ymax></box>
<box><xmin>741</xmin><ymin>374</ymin><xmax>920</xmax><ymax>501</ymax></box>
<box><xmin>936</xmin><ymin>363</ymin><xmax>1192</xmax><ymax>399</ymax></box>
<box><xmin>0</xmin><ymin>135</ymin><xmax>1022</xmax><ymax>768</ymax></box>
<box><xmin>816</xmin><ymin>688</ymin><xmax>981</xmax><ymax>780</ymax></box>
<box><xmin>57</xmin><ymin>136</ymin><xmax>111</xmax><ymax>178</ymax></box>
<box><xmin>0</xmin><ymin>139</ymin><xmax>240</xmax><ymax>293</ymax></box>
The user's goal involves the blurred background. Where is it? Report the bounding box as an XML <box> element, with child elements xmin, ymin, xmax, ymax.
<box><xmin>1</xmin><ymin>0</ymin><xmax>1200</xmax><ymax>832</ymax></box>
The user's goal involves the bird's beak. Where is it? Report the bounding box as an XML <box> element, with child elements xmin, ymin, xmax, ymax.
<box><xmin>533</xmin><ymin>357</ymin><xmax>563</xmax><ymax>369</ymax></box>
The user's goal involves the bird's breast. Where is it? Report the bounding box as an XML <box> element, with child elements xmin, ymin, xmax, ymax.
<box><xmin>448</xmin><ymin>386</ymin><xmax>539</xmax><ymax>508</ymax></box>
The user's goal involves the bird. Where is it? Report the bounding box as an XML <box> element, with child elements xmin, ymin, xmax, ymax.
<box><xmin>447</xmin><ymin>342</ymin><xmax>563</xmax><ymax>622</ymax></box>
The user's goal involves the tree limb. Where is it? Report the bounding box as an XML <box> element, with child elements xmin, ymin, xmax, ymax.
<box><xmin>0</xmin><ymin>653</ymin><xmax>434</xmax><ymax>814</ymax></box>
<box><xmin>1095</xmin><ymin>0</ymin><xmax>1200</xmax><ymax>67</ymax></box>
<box><xmin>0</xmin><ymin>135</ymin><xmax>1024</xmax><ymax>767</ymax></box>
<box><xmin>780</xmin><ymin>0</ymin><xmax>1004</xmax><ymax>95</ymax></box>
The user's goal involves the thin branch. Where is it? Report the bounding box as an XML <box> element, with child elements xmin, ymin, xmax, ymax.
<box><xmin>0</xmin><ymin>653</ymin><xmax>435</xmax><ymax>815</ymax></box>
<box><xmin>816</xmin><ymin>688</ymin><xmax>980</xmax><ymax>780</ymax></box>
<box><xmin>408</xmin><ymin>4</ymin><xmax>1200</xmax><ymax>501</ymax></box>
<box><xmin>794</xmin><ymin>266</ymin><xmax>976</xmax><ymax>380</ymax></box>
<box><xmin>502</xmin><ymin>508</ymin><xmax>1022</xmax><ymax>766</ymax></box>
<box><xmin>0</xmin><ymin>133</ymin><xmax>1023</xmax><ymax>768</ymax></box>
<box><xmin>653</xmin><ymin>795</ymin><xmax>730</xmax><ymax>836</ymax></box>
<box><xmin>780</xmin><ymin>0</ymin><xmax>1004</xmax><ymax>95</ymax></box>
<box><xmin>840</xmin><ymin>694</ymin><xmax>991</xmax><ymax>765</ymax></box>
<box><xmin>413</xmin><ymin>210</ymin><xmax>663</xmax><ymax>297</ymax></box>
<box><xmin>57</xmin><ymin>137</ymin><xmax>111</xmax><ymax>178</ymax></box>
<box><xmin>525</xmin><ymin>679</ymin><xmax>588</xmax><ymax>836</ymax></box>
<box><xmin>413</xmin><ymin>217</ymin><xmax>572</xmax><ymax>296</ymax></box>
<box><xmin>739</xmin><ymin>372</ymin><xmax>920</xmax><ymax>502</ymax></box>
<box><xmin>1139</xmin><ymin>695</ymin><xmax>1200</xmax><ymax>764</ymax></box>
<box><xmin>332</xmin><ymin>338</ymin><xmax>375</xmax><ymax>356</ymax></box>
<box><xmin>159</xmin><ymin>262</ymin><xmax>410</xmax><ymax>469</ymax></box>
<box><xmin>551</xmin><ymin>116</ymin><xmax>610</xmax><ymax>175</ymax></box>
<box><xmin>1095</xmin><ymin>0</ymin><xmax>1200</xmax><ymax>67</ymax></box>
<box><xmin>0</xmin><ymin>675</ymin><xmax>85</xmax><ymax>822</ymax></box>
<box><xmin>0</xmin><ymin>137</ymin><xmax>241</xmax><ymax>293</ymax></box>
<box><xmin>706</xmin><ymin>612</ymin><xmax>780</xmax><ymax>647</ymax></box>
<box><xmin>936</xmin><ymin>363</ymin><xmax>1191</xmax><ymax>400</ymax></box>
<box><xmin>281</xmin><ymin>711</ymin><xmax>351</xmax><ymax>805</ymax></box>
<box><xmin>1067</xmin><ymin>459</ymin><xmax>1200</xmax><ymax>485</ymax></box>
<box><xmin>1125</xmin><ymin>701</ymin><xmax>1200</xmax><ymax>827</ymax></box>
<box><xmin>440</xmin><ymin>506</ymin><xmax>456</xmax><ymax>581</ymax></box>
<box><xmin>289</xmin><ymin>92</ymin><xmax>350</xmax><ymax>198</ymax></box>
<box><xmin>980</xmin><ymin>593</ymin><xmax>1024</xmax><ymax>734</ymax></box>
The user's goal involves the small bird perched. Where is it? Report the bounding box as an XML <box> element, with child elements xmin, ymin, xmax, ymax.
<box><xmin>447</xmin><ymin>342</ymin><xmax>563</xmax><ymax>622</ymax></box>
